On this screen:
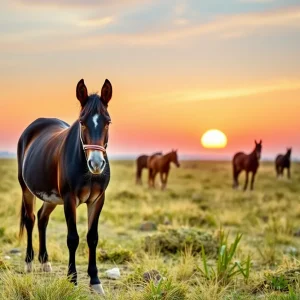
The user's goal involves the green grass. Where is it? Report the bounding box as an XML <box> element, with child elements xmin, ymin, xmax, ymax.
<box><xmin>1</xmin><ymin>159</ymin><xmax>300</xmax><ymax>299</ymax></box>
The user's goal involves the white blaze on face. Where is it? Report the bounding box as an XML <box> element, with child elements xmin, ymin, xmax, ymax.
<box><xmin>92</xmin><ymin>114</ymin><xmax>99</xmax><ymax>129</ymax></box>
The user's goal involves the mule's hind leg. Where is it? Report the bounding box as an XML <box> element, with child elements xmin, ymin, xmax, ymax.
<box><xmin>136</xmin><ymin>166</ymin><xmax>143</xmax><ymax>185</ymax></box>
<box><xmin>148</xmin><ymin>168</ymin><xmax>154</xmax><ymax>188</ymax></box>
<box><xmin>20</xmin><ymin>187</ymin><xmax>36</xmax><ymax>272</ymax></box>
<box><xmin>275</xmin><ymin>165</ymin><xmax>280</xmax><ymax>178</ymax></box>
<box><xmin>232</xmin><ymin>167</ymin><xmax>241</xmax><ymax>189</ymax></box>
<box><xmin>38</xmin><ymin>202</ymin><xmax>56</xmax><ymax>272</ymax></box>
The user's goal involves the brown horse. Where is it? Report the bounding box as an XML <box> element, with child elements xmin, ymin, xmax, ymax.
<box><xmin>136</xmin><ymin>152</ymin><xmax>162</xmax><ymax>184</ymax></box>
<box><xmin>275</xmin><ymin>148</ymin><xmax>292</xmax><ymax>179</ymax></box>
<box><xmin>232</xmin><ymin>140</ymin><xmax>262</xmax><ymax>191</ymax></box>
<box><xmin>148</xmin><ymin>150</ymin><xmax>180</xmax><ymax>190</ymax></box>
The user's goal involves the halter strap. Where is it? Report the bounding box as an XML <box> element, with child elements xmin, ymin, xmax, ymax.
<box><xmin>79</xmin><ymin>123</ymin><xmax>106</xmax><ymax>153</ymax></box>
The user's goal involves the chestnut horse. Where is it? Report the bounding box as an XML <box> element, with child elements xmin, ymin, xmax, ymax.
<box><xmin>18</xmin><ymin>79</ymin><xmax>112</xmax><ymax>295</ymax></box>
<box><xmin>275</xmin><ymin>148</ymin><xmax>292</xmax><ymax>179</ymax></box>
<box><xmin>232</xmin><ymin>140</ymin><xmax>262</xmax><ymax>191</ymax></box>
<box><xmin>148</xmin><ymin>150</ymin><xmax>180</xmax><ymax>190</ymax></box>
<box><xmin>136</xmin><ymin>152</ymin><xmax>162</xmax><ymax>184</ymax></box>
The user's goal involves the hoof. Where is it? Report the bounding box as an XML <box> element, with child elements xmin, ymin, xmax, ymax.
<box><xmin>91</xmin><ymin>284</ymin><xmax>105</xmax><ymax>295</ymax></box>
<box><xmin>41</xmin><ymin>262</ymin><xmax>52</xmax><ymax>272</ymax></box>
<box><xmin>25</xmin><ymin>262</ymin><xmax>33</xmax><ymax>273</ymax></box>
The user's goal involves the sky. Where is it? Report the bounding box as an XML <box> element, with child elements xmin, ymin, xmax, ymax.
<box><xmin>0</xmin><ymin>0</ymin><xmax>300</xmax><ymax>159</ymax></box>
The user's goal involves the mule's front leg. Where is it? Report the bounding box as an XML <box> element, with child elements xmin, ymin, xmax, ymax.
<box><xmin>243</xmin><ymin>172</ymin><xmax>249</xmax><ymax>191</ymax></box>
<box><xmin>64</xmin><ymin>195</ymin><xmax>79</xmax><ymax>285</ymax></box>
<box><xmin>250</xmin><ymin>172</ymin><xmax>256</xmax><ymax>190</ymax></box>
<box><xmin>87</xmin><ymin>194</ymin><xmax>105</xmax><ymax>295</ymax></box>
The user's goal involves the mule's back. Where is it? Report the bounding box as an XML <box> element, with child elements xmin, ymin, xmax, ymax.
<box><xmin>148</xmin><ymin>154</ymin><xmax>163</xmax><ymax>170</ymax></box>
<box><xmin>276</xmin><ymin>154</ymin><xmax>290</xmax><ymax>168</ymax></box>
<box><xmin>136</xmin><ymin>155</ymin><xmax>149</xmax><ymax>170</ymax></box>
<box><xmin>232</xmin><ymin>152</ymin><xmax>247</xmax><ymax>169</ymax></box>
<box><xmin>18</xmin><ymin>118</ymin><xmax>69</xmax><ymax>199</ymax></box>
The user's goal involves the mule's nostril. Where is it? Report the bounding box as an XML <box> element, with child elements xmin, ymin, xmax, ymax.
<box><xmin>100</xmin><ymin>160</ymin><xmax>106</xmax><ymax>170</ymax></box>
<box><xmin>88</xmin><ymin>160</ymin><xmax>94</xmax><ymax>170</ymax></box>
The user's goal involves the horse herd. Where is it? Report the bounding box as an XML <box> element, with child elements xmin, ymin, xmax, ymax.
<box><xmin>15</xmin><ymin>79</ymin><xmax>293</xmax><ymax>295</ymax></box>
<box><xmin>136</xmin><ymin>150</ymin><xmax>180</xmax><ymax>190</ymax></box>
<box><xmin>136</xmin><ymin>140</ymin><xmax>292</xmax><ymax>191</ymax></box>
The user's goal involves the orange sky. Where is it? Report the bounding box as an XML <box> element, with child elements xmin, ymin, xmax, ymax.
<box><xmin>1</xmin><ymin>0</ymin><xmax>300</xmax><ymax>159</ymax></box>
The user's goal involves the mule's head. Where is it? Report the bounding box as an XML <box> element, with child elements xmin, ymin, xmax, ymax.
<box><xmin>254</xmin><ymin>140</ymin><xmax>262</xmax><ymax>160</ymax></box>
<box><xmin>287</xmin><ymin>147</ymin><xmax>292</xmax><ymax>157</ymax></box>
<box><xmin>76</xmin><ymin>79</ymin><xmax>112</xmax><ymax>175</ymax></box>
<box><xmin>170</xmin><ymin>150</ymin><xmax>180</xmax><ymax>167</ymax></box>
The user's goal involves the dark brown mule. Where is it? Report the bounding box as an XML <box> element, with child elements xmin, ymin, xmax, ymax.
<box><xmin>148</xmin><ymin>150</ymin><xmax>180</xmax><ymax>190</ymax></box>
<box><xmin>232</xmin><ymin>140</ymin><xmax>262</xmax><ymax>191</ymax></box>
<box><xmin>275</xmin><ymin>148</ymin><xmax>292</xmax><ymax>179</ymax></box>
<box><xmin>18</xmin><ymin>79</ymin><xmax>112</xmax><ymax>295</ymax></box>
<box><xmin>136</xmin><ymin>152</ymin><xmax>162</xmax><ymax>184</ymax></box>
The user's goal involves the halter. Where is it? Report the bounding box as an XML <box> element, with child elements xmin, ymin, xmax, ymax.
<box><xmin>79</xmin><ymin>123</ymin><xmax>106</xmax><ymax>154</ymax></box>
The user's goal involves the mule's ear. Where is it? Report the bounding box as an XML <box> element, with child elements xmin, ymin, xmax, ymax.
<box><xmin>101</xmin><ymin>79</ymin><xmax>112</xmax><ymax>105</ymax></box>
<box><xmin>259</xmin><ymin>139</ymin><xmax>262</xmax><ymax>144</ymax></box>
<box><xmin>76</xmin><ymin>79</ymin><xmax>88</xmax><ymax>107</ymax></box>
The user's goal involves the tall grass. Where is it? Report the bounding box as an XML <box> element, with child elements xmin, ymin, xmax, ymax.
<box><xmin>199</xmin><ymin>231</ymin><xmax>251</xmax><ymax>285</ymax></box>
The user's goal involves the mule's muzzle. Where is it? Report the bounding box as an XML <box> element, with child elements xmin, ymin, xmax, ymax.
<box><xmin>87</xmin><ymin>151</ymin><xmax>106</xmax><ymax>174</ymax></box>
<box><xmin>176</xmin><ymin>162</ymin><xmax>180</xmax><ymax>168</ymax></box>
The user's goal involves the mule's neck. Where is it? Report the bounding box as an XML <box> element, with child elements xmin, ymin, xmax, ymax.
<box><xmin>161</xmin><ymin>152</ymin><xmax>173</xmax><ymax>166</ymax></box>
<box><xmin>250</xmin><ymin>148</ymin><xmax>258</xmax><ymax>160</ymax></box>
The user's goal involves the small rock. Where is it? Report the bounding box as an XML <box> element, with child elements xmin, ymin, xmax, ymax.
<box><xmin>294</xmin><ymin>229</ymin><xmax>300</xmax><ymax>237</ymax></box>
<box><xmin>192</xmin><ymin>193</ymin><xmax>203</xmax><ymax>202</ymax></box>
<box><xmin>139</xmin><ymin>221</ymin><xmax>157</xmax><ymax>231</ymax></box>
<box><xmin>105</xmin><ymin>267</ymin><xmax>120</xmax><ymax>280</ymax></box>
<box><xmin>163</xmin><ymin>216</ymin><xmax>171</xmax><ymax>225</ymax></box>
<box><xmin>143</xmin><ymin>269</ymin><xmax>162</xmax><ymax>283</ymax></box>
<box><xmin>10</xmin><ymin>248</ymin><xmax>21</xmax><ymax>254</ymax></box>
<box><xmin>4</xmin><ymin>256</ymin><xmax>10</xmax><ymax>260</ymax></box>
<box><xmin>261</xmin><ymin>215</ymin><xmax>269</xmax><ymax>223</ymax></box>
<box><xmin>285</xmin><ymin>246</ymin><xmax>298</xmax><ymax>256</ymax></box>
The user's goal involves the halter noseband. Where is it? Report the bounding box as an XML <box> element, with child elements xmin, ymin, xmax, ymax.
<box><xmin>79</xmin><ymin>123</ymin><xmax>107</xmax><ymax>154</ymax></box>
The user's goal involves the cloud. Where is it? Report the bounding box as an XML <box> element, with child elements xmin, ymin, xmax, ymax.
<box><xmin>149</xmin><ymin>80</ymin><xmax>300</xmax><ymax>102</ymax></box>
<box><xmin>78</xmin><ymin>16</ymin><xmax>115</xmax><ymax>28</ymax></box>
<box><xmin>174</xmin><ymin>1</ymin><xmax>187</xmax><ymax>16</ymax></box>
<box><xmin>14</xmin><ymin>0</ymin><xmax>148</xmax><ymax>8</ymax></box>
<box><xmin>2</xmin><ymin>5</ymin><xmax>300</xmax><ymax>52</ymax></box>
<box><xmin>80</xmin><ymin>6</ymin><xmax>300</xmax><ymax>46</ymax></box>
<box><xmin>238</xmin><ymin>0</ymin><xmax>276</xmax><ymax>3</ymax></box>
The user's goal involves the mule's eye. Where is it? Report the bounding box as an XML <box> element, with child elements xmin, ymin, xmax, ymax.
<box><xmin>80</xmin><ymin>121</ymin><xmax>86</xmax><ymax>129</ymax></box>
<box><xmin>105</xmin><ymin>124</ymin><xmax>109</xmax><ymax>130</ymax></box>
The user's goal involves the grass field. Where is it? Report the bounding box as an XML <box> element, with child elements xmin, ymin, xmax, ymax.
<box><xmin>1</xmin><ymin>158</ymin><xmax>300</xmax><ymax>299</ymax></box>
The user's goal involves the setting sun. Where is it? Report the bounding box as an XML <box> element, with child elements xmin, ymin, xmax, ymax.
<box><xmin>201</xmin><ymin>129</ymin><xmax>227</xmax><ymax>149</ymax></box>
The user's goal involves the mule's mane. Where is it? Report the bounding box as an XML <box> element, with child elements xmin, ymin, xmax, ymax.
<box><xmin>79</xmin><ymin>94</ymin><xmax>110</xmax><ymax>122</ymax></box>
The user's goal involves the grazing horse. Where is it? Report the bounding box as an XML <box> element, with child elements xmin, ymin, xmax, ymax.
<box><xmin>136</xmin><ymin>152</ymin><xmax>162</xmax><ymax>184</ymax></box>
<box><xmin>148</xmin><ymin>150</ymin><xmax>180</xmax><ymax>190</ymax></box>
<box><xmin>275</xmin><ymin>148</ymin><xmax>292</xmax><ymax>179</ymax></box>
<box><xmin>18</xmin><ymin>79</ymin><xmax>113</xmax><ymax>295</ymax></box>
<box><xmin>232</xmin><ymin>140</ymin><xmax>262</xmax><ymax>191</ymax></box>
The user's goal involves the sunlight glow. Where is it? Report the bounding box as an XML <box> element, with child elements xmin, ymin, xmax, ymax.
<box><xmin>201</xmin><ymin>129</ymin><xmax>227</xmax><ymax>149</ymax></box>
